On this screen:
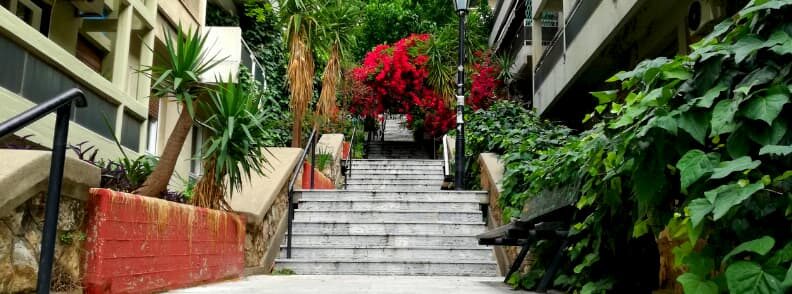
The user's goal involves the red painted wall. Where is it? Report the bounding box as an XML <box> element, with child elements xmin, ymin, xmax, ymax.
<box><xmin>301</xmin><ymin>162</ymin><xmax>335</xmax><ymax>189</ymax></box>
<box><xmin>83</xmin><ymin>189</ymin><xmax>245</xmax><ymax>293</ymax></box>
<box><xmin>342</xmin><ymin>142</ymin><xmax>351</xmax><ymax>160</ymax></box>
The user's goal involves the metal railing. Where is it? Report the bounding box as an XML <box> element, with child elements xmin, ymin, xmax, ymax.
<box><xmin>0</xmin><ymin>88</ymin><xmax>86</xmax><ymax>294</ymax></box>
<box><xmin>343</xmin><ymin>125</ymin><xmax>357</xmax><ymax>189</ymax></box>
<box><xmin>285</xmin><ymin>128</ymin><xmax>318</xmax><ymax>258</ymax></box>
<box><xmin>442</xmin><ymin>134</ymin><xmax>451</xmax><ymax>177</ymax></box>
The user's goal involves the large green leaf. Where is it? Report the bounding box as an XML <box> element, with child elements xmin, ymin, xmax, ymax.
<box><xmin>735</xmin><ymin>67</ymin><xmax>777</xmax><ymax>97</ymax></box>
<box><xmin>591</xmin><ymin>90</ymin><xmax>618</xmax><ymax>104</ymax></box>
<box><xmin>766</xmin><ymin>28</ymin><xmax>792</xmax><ymax>55</ymax></box>
<box><xmin>677</xmin><ymin>273</ymin><xmax>719</xmax><ymax>294</ymax></box>
<box><xmin>688</xmin><ymin>198</ymin><xmax>714</xmax><ymax>227</ymax></box>
<box><xmin>734</xmin><ymin>35</ymin><xmax>767</xmax><ymax>63</ymax></box>
<box><xmin>726</xmin><ymin>261</ymin><xmax>782</xmax><ymax>294</ymax></box>
<box><xmin>711</xmin><ymin>99</ymin><xmax>740</xmax><ymax>135</ymax></box>
<box><xmin>677</xmin><ymin>150</ymin><xmax>717</xmax><ymax>190</ymax></box>
<box><xmin>739</xmin><ymin>0</ymin><xmax>792</xmax><ymax>18</ymax></box>
<box><xmin>748</xmin><ymin>119</ymin><xmax>788</xmax><ymax>145</ymax></box>
<box><xmin>723</xmin><ymin>236</ymin><xmax>776</xmax><ymax>265</ymax></box>
<box><xmin>710</xmin><ymin>156</ymin><xmax>762</xmax><ymax>179</ymax></box>
<box><xmin>695</xmin><ymin>81</ymin><xmax>730</xmax><ymax>108</ymax></box>
<box><xmin>740</xmin><ymin>84</ymin><xmax>790</xmax><ymax>125</ymax></box>
<box><xmin>759</xmin><ymin>145</ymin><xmax>792</xmax><ymax>156</ymax></box>
<box><xmin>704</xmin><ymin>182</ymin><xmax>764</xmax><ymax>220</ymax></box>
<box><xmin>679</xmin><ymin>110</ymin><xmax>710</xmax><ymax>144</ymax></box>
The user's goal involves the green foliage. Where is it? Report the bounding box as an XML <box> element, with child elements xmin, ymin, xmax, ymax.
<box><xmin>238</xmin><ymin>66</ymin><xmax>291</xmax><ymax>146</ymax></box>
<box><xmin>272</xmin><ymin>268</ymin><xmax>296</xmax><ymax>275</ymax></box>
<box><xmin>464</xmin><ymin>100</ymin><xmax>574</xmax><ymax>218</ymax></box>
<box><xmin>470</xmin><ymin>2</ymin><xmax>792</xmax><ymax>292</ymax></box>
<box><xmin>198</xmin><ymin>80</ymin><xmax>272</xmax><ymax>195</ymax></box>
<box><xmin>314</xmin><ymin>151</ymin><xmax>333</xmax><ymax>171</ymax></box>
<box><xmin>145</xmin><ymin>24</ymin><xmax>225</xmax><ymax>118</ymax></box>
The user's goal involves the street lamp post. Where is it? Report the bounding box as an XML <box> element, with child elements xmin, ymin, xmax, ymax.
<box><xmin>453</xmin><ymin>0</ymin><xmax>468</xmax><ymax>190</ymax></box>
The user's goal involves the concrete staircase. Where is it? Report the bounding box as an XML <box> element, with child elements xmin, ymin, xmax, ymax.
<box><xmin>275</xmin><ymin>116</ymin><xmax>496</xmax><ymax>276</ymax></box>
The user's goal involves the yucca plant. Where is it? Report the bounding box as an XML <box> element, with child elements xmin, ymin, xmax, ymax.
<box><xmin>315</xmin><ymin>0</ymin><xmax>362</xmax><ymax>126</ymax></box>
<box><xmin>134</xmin><ymin>25</ymin><xmax>225</xmax><ymax>197</ymax></box>
<box><xmin>191</xmin><ymin>80</ymin><xmax>270</xmax><ymax>210</ymax></box>
<box><xmin>281</xmin><ymin>0</ymin><xmax>320</xmax><ymax>147</ymax></box>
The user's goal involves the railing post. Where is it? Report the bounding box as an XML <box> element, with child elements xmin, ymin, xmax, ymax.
<box><xmin>310</xmin><ymin>130</ymin><xmax>316</xmax><ymax>189</ymax></box>
<box><xmin>286</xmin><ymin>189</ymin><xmax>293</xmax><ymax>258</ymax></box>
<box><xmin>36</xmin><ymin>106</ymin><xmax>72</xmax><ymax>294</ymax></box>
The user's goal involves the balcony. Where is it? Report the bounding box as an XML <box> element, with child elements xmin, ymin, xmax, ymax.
<box><xmin>531</xmin><ymin>0</ymin><xmax>642</xmax><ymax>115</ymax></box>
<box><xmin>0</xmin><ymin>2</ymin><xmax>156</xmax><ymax>159</ymax></box>
<box><xmin>200</xmin><ymin>26</ymin><xmax>267</xmax><ymax>87</ymax></box>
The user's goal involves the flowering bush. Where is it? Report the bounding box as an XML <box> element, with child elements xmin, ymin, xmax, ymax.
<box><xmin>348</xmin><ymin>34</ymin><xmax>503</xmax><ymax>137</ymax></box>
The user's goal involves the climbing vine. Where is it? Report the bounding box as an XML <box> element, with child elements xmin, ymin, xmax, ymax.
<box><xmin>469</xmin><ymin>1</ymin><xmax>792</xmax><ymax>292</ymax></box>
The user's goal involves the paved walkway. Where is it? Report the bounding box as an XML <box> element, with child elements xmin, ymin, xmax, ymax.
<box><xmin>170</xmin><ymin>275</ymin><xmax>521</xmax><ymax>294</ymax></box>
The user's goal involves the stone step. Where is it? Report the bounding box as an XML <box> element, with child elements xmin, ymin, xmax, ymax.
<box><xmin>345</xmin><ymin>184</ymin><xmax>442</xmax><ymax>190</ymax></box>
<box><xmin>289</xmin><ymin>221</ymin><xmax>487</xmax><ymax>235</ymax></box>
<box><xmin>292</xmin><ymin>210</ymin><xmax>482</xmax><ymax>222</ymax></box>
<box><xmin>285</xmin><ymin>233</ymin><xmax>481</xmax><ymax>247</ymax></box>
<box><xmin>349</xmin><ymin>159</ymin><xmax>443</xmax><ymax>166</ymax></box>
<box><xmin>279</xmin><ymin>246</ymin><xmax>493</xmax><ymax>261</ymax></box>
<box><xmin>295</xmin><ymin>190</ymin><xmax>487</xmax><ymax>203</ymax></box>
<box><xmin>274</xmin><ymin>259</ymin><xmax>497</xmax><ymax>276</ymax></box>
<box><xmin>346</xmin><ymin>174</ymin><xmax>446</xmax><ymax>181</ymax></box>
<box><xmin>345</xmin><ymin>179</ymin><xmax>443</xmax><ymax>186</ymax></box>
<box><xmin>352</xmin><ymin>168</ymin><xmax>443</xmax><ymax>175</ymax></box>
<box><xmin>298</xmin><ymin>200</ymin><xmax>479</xmax><ymax>211</ymax></box>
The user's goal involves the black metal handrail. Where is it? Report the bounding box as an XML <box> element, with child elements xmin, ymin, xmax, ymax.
<box><xmin>285</xmin><ymin>127</ymin><xmax>318</xmax><ymax>258</ymax></box>
<box><xmin>0</xmin><ymin>88</ymin><xmax>86</xmax><ymax>294</ymax></box>
<box><xmin>343</xmin><ymin>125</ymin><xmax>357</xmax><ymax>189</ymax></box>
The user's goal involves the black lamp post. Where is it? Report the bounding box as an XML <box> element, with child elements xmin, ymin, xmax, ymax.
<box><xmin>454</xmin><ymin>0</ymin><xmax>468</xmax><ymax>190</ymax></box>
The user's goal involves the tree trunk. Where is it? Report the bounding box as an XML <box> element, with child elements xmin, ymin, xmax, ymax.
<box><xmin>291</xmin><ymin>117</ymin><xmax>302</xmax><ymax>147</ymax></box>
<box><xmin>134</xmin><ymin>106</ymin><xmax>193</xmax><ymax>197</ymax></box>
<box><xmin>191</xmin><ymin>158</ymin><xmax>228</xmax><ymax>210</ymax></box>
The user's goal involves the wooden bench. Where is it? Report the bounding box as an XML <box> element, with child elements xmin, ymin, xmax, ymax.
<box><xmin>477</xmin><ymin>184</ymin><xmax>580</xmax><ymax>292</ymax></box>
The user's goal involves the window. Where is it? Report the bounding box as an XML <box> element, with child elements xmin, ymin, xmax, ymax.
<box><xmin>145</xmin><ymin>99</ymin><xmax>161</xmax><ymax>155</ymax></box>
<box><xmin>145</xmin><ymin>117</ymin><xmax>158</xmax><ymax>154</ymax></box>
<box><xmin>190</xmin><ymin>126</ymin><xmax>203</xmax><ymax>177</ymax></box>
<box><xmin>2</xmin><ymin>0</ymin><xmax>43</xmax><ymax>31</ymax></box>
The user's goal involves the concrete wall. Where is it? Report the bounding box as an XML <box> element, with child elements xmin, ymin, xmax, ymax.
<box><xmin>228</xmin><ymin>148</ymin><xmax>303</xmax><ymax>273</ymax></box>
<box><xmin>478</xmin><ymin>153</ymin><xmax>516</xmax><ymax>276</ymax></box>
<box><xmin>316</xmin><ymin>134</ymin><xmax>345</xmax><ymax>184</ymax></box>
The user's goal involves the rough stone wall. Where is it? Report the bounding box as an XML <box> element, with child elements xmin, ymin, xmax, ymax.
<box><xmin>244</xmin><ymin>183</ymin><xmax>288</xmax><ymax>269</ymax></box>
<box><xmin>479</xmin><ymin>155</ymin><xmax>526</xmax><ymax>276</ymax></box>
<box><xmin>0</xmin><ymin>192</ymin><xmax>86</xmax><ymax>293</ymax></box>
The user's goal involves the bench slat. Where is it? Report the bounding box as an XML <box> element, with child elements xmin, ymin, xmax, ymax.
<box><xmin>519</xmin><ymin>184</ymin><xmax>579</xmax><ymax>223</ymax></box>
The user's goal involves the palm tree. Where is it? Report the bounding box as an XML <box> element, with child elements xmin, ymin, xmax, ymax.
<box><xmin>134</xmin><ymin>26</ymin><xmax>224</xmax><ymax>197</ymax></box>
<box><xmin>314</xmin><ymin>0</ymin><xmax>361</xmax><ymax>125</ymax></box>
<box><xmin>192</xmin><ymin>80</ymin><xmax>270</xmax><ymax>210</ymax></box>
<box><xmin>281</xmin><ymin>0</ymin><xmax>320</xmax><ymax>147</ymax></box>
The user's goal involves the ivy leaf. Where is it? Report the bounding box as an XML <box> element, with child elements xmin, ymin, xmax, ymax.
<box><xmin>723</xmin><ymin>236</ymin><xmax>776</xmax><ymax>265</ymax></box>
<box><xmin>740</xmin><ymin>0</ymin><xmax>792</xmax><ymax>18</ymax></box>
<box><xmin>685</xmin><ymin>253</ymin><xmax>716</xmax><ymax>277</ymax></box>
<box><xmin>711</xmin><ymin>99</ymin><xmax>740</xmax><ymax>136</ymax></box>
<box><xmin>766</xmin><ymin>28</ymin><xmax>792</xmax><ymax>55</ymax></box>
<box><xmin>695</xmin><ymin>81</ymin><xmax>730</xmax><ymax>108</ymax></box>
<box><xmin>740</xmin><ymin>84</ymin><xmax>790</xmax><ymax>125</ymax></box>
<box><xmin>759</xmin><ymin>145</ymin><xmax>792</xmax><ymax>156</ymax></box>
<box><xmin>734</xmin><ymin>67</ymin><xmax>777</xmax><ymax>97</ymax></box>
<box><xmin>677</xmin><ymin>150</ymin><xmax>717</xmax><ymax>190</ymax></box>
<box><xmin>704</xmin><ymin>183</ymin><xmax>764</xmax><ymax>220</ymax></box>
<box><xmin>688</xmin><ymin>198</ymin><xmax>714</xmax><ymax>227</ymax></box>
<box><xmin>677</xmin><ymin>273</ymin><xmax>719</xmax><ymax>294</ymax></box>
<box><xmin>748</xmin><ymin>119</ymin><xmax>788</xmax><ymax>145</ymax></box>
<box><xmin>784</xmin><ymin>265</ymin><xmax>792</xmax><ymax>289</ymax></box>
<box><xmin>591</xmin><ymin>90</ymin><xmax>617</xmax><ymax>104</ymax></box>
<box><xmin>726</xmin><ymin>261</ymin><xmax>782</xmax><ymax>294</ymax></box>
<box><xmin>679</xmin><ymin>110</ymin><xmax>710</xmax><ymax>144</ymax></box>
<box><xmin>733</xmin><ymin>35</ymin><xmax>766</xmax><ymax>64</ymax></box>
<box><xmin>727</xmin><ymin>128</ymin><xmax>751</xmax><ymax>159</ymax></box>
<box><xmin>710</xmin><ymin>156</ymin><xmax>762</xmax><ymax>179</ymax></box>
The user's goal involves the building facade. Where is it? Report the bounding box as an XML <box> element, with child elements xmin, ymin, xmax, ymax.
<box><xmin>0</xmin><ymin>0</ymin><xmax>264</xmax><ymax>189</ymax></box>
<box><xmin>490</xmin><ymin>0</ymin><xmax>748</xmax><ymax>126</ymax></box>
